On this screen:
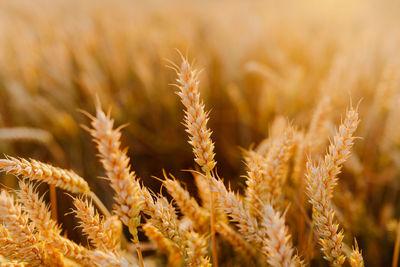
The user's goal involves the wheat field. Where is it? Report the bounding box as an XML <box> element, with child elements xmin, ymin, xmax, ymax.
<box><xmin>0</xmin><ymin>0</ymin><xmax>399</xmax><ymax>266</ymax></box>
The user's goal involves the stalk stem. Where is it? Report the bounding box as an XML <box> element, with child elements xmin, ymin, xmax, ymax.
<box><xmin>49</xmin><ymin>184</ymin><xmax>58</xmax><ymax>221</ymax></box>
<box><xmin>392</xmin><ymin>221</ymin><xmax>400</xmax><ymax>267</ymax></box>
<box><xmin>208</xmin><ymin>171</ymin><xmax>218</xmax><ymax>267</ymax></box>
<box><xmin>89</xmin><ymin>191</ymin><xmax>111</xmax><ymax>217</ymax></box>
<box><xmin>133</xmin><ymin>235</ymin><xmax>145</xmax><ymax>267</ymax></box>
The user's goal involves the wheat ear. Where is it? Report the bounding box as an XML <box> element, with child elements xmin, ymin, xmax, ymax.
<box><xmin>147</xmin><ymin>196</ymin><xmax>186</xmax><ymax>255</ymax></box>
<box><xmin>261</xmin><ymin>129</ymin><xmax>294</xmax><ymax>205</ymax></box>
<box><xmin>73</xmin><ymin>197</ymin><xmax>119</xmax><ymax>253</ymax></box>
<box><xmin>0</xmin><ymin>157</ymin><xmax>89</xmax><ymax>194</ymax></box>
<box><xmin>0</xmin><ymin>156</ymin><xmax>109</xmax><ymax>217</ymax></box>
<box><xmin>185</xmin><ymin>231</ymin><xmax>211</xmax><ymax>267</ymax></box>
<box><xmin>350</xmin><ymin>240</ymin><xmax>364</xmax><ymax>267</ymax></box>
<box><xmin>306</xmin><ymin>106</ymin><xmax>360</xmax><ymax>266</ymax></box>
<box><xmin>142</xmin><ymin>223</ymin><xmax>183</xmax><ymax>266</ymax></box>
<box><xmin>163</xmin><ymin>175</ymin><xmax>210</xmax><ymax>232</ymax></box>
<box><xmin>15</xmin><ymin>180</ymin><xmax>93</xmax><ymax>266</ymax></box>
<box><xmin>261</xmin><ymin>204</ymin><xmax>297</xmax><ymax>267</ymax></box>
<box><xmin>173</xmin><ymin>54</ymin><xmax>218</xmax><ymax>266</ymax></box>
<box><xmin>0</xmin><ymin>225</ymin><xmax>20</xmax><ymax>264</ymax></box>
<box><xmin>88</xmin><ymin>103</ymin><xmax>145</xmax><ymax>265</ymax></box>
<box><xmin>89</xmin><ymin>250</ymin><xmax>132</xmax><ymax>267</ymax></box>
<box><xmin>211</xmin><ymin>177</ymin><xmax>263</xmax><ymax>246</ymax></box>
<box><xmin>173</xmin><ymin>56</ymin><xmax>216</xmax><ymax>173</ymax></box>
<box><xmin>0</xmin><ymin>190</ymin><xmax>45</xmax><ymax>266</ymax></box>
<box><xmin>16</xmin><ymin>180</ymin><xmax>61</xmax><ymax>238</ymax></box>
<box><xmin>16</xmin><ymin>180</ymin><xmax>66</xmax><ymax>266</ymax></box>
<box><xmin>243</xmin><ymin>150</ymin><xmax>266</xmax><ymax>217</ymax></box>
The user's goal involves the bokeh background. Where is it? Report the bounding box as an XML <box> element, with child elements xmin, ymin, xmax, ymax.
<box><xmin>0</xmin><ymin>0</ymin><xmax>399</xmax><ymax>265</ymax></box>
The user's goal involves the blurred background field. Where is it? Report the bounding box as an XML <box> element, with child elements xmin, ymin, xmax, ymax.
<box><xmin>0</xmin><ymin>0</ymin><xmax>399</xmax><ymax>265</ymax></box>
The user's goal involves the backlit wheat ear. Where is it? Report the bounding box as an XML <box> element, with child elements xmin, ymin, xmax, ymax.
<box><xmin>307</xmin><ymin>164</ymin><xmax>345</xmax><ymax>266</ymax></box>
<box><xmin>244</xmin><ymin>150</ymin><xmax>267</xmax><ymax>217</ymax></box>
<box><xmin>185</xmin><ymin>231</ymin><xmax>211</xmax><ymax>267</ymax></box>
<box><xmin>262</xmin><ymin>129</ymin><xmax>294</xmax><ymax>205</ymax></box>
<box><xmin>324</xmin><ymin>106</ymin><xmax>359</xmax><ymax>193</ymax></box>
<box><xmin>0</xmin><ymin>224</ymin><xmax>20</xmax><ymax>264</ymax></box>
<box><xmin>306</xmin><ymin>106</ymin><xmax>360</xmax><ymax>266</ymax></box>
<box><xmin>350</xmin><ymin>240</ymin><xmax>364</xmax><ymax>267</ymax></box>
<box><xmin>148</xmin><ymin>196</ymin><xmax>185</xmax><ymax>252</ymax></box>
<box><xmin>142</xmin><ymin>223</ymin><xmax>183</xmax><ymax>265</ymax></box>
<box><xmin>173</xmin><ymin>55</ymin><xmax>219</xmax><ymax>266</ymax></box>
<box><xmin>244</xmin><ymin>128</ymin><xmax>294</xmax><ymax>216</ymax></box>
<box><xmin>103</xmin><ymin>215</ymin><xmax>123</xmax><ymax>247</ymax></box>
<box><xmin>174</xmin><ymin>56</ymin><xmax>216</xmax><ymax>173</ymax></box>
<box><xmin>53</xmin><ymin>237</ymin><xmax>94</xmax><ymax>266</ymax></box>
<box><xmin>16</xmin><ymin>180</ymin><xmax>66</xmax><ymax>266</ymax></box>
<box><xmin>0</xmin><ymin>190</ymin><xmax>45</xmax><ymax>266</ymax></box>
<box><xmin>0</xmin><ymin>157</ymin><xmax>90</xmax><ymax>194</ymax></box>
<box><xmin>211</xmin><ymin>177</ymin><xmax>263</xmax><ymax>246</ymax></box>
<box><xmin>73</xmin><ymin>197</ymin><xmax>118</xmax><ymax>253</ymax></box>
<box><xmin>15</xmin><ymin>180</ymin><xmax>93</xmax><ymax>266</ymax></box>
<box><xmin>88</xmin><ymin>104</ymin><xmax>144</xmax><ymax>242</ymax></box>
<box><xmin>89</xmin><ymin>250</ymin><xmax>131</xmax><ymax>267</ymax></box>
<box><xmin>0</xmin><ymin>127</ymin><xmax>52</xmax><ymax>144</ymax></box>
<box><xmin>212</xmin><ymin>177</ymin><xmax>301</xmax><ymax>265</ymax></box>
<box><xmin>16</xmin><ymin>180</ymin><xmax>61</xmax><ymax>239</ymax></box>
<box><xmin>163</xmin><ymin>175</ymin><xmax>210</xmax><ymax>232</ymax></box>
<box><xmin>261</xmin><ymin>204</ymin><xmax>296</xmax><ymax>267</ymax></box>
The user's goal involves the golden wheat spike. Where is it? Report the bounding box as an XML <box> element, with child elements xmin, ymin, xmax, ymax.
<box><xmin>306</xmin><ymin>106</ymin><xmax>360</xmax><ymax>266</ymax></box>
<box><xmin>88</xmin><ymin>103</ymin><xmax>145</xmax><ymax>242</ymax></box>
<box><xmin>174</xmin><ymin>56</ymin><xmax>216</xmax><ymax>173</ymax></box>
<box><xmin>0</xmin><ymin>190</ymin><xmax>45</xmax><ymax>266</ymax></box>
<box><xmin>163</xmin><ymin>175</ymin><xmax>210</xmax><ymax>232</ymax></box>
<box><xmin>72</xmin><ymin>197</ymin><xmax>119</xmax><ymax>253</ymax></box>
<box><xmin>0</xmin><ymin>157</ymin><xmax>89</xmax><ymax>194</ymax></box>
